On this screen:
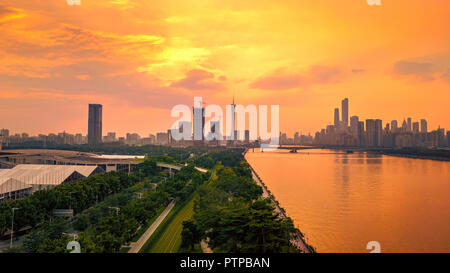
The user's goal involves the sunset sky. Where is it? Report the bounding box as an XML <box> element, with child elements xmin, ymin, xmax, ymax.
<box><xmin>0</xmin><ymin>0</ymin><xmax>449</xmax><ymax>137</ymax></box>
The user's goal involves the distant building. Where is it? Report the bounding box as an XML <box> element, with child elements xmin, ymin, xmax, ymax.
<box><xmin>420</xmin><ymin>119</ymin><xmax>427</xmax><ymax>133</ymax></box>
<box><xmin>350</xmin><ymin>116</ymin><xmax>359</xmax><ymax>137</ymax></box>
<box><xmin>341</xmin><ymin>98</ymin><xmax>349</xmax><ymax>127</ymax></box>
<box><xmin>193</xmin><ymin>106</ymin><xmax>205</xmax><ymax>145</ymax></box>
<box><xmin>375</xmin><ymin>119</ymin><xmax>383</xmax><ymax>146</ymax></box>
<box><xmin>407</xmin><ymin>117</ymin><xmax>412</xmax><ymax>132</ymax></box>
<box><xmin>413</xmin><ymin>122</ymin><xmax>419</xmax><ymax>133</ymax></box>
<box><xmin>391</xmin><ymin>120</ymin><xmax>398</xmax><ymax>132</ymax></box>
<box><xmin>334</xmin><ymin>108</ymin><xmax>340</xmax><ymax>127</ymax></box>
<box><xmin>88</xmin><ymin>104</ymin><xmax>102</xmax><ymax>145</ymax></box>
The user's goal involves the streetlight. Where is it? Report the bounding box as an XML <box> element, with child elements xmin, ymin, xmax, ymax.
<box><xmin>10</xmin><ymin>207</ymin><xmax>19</xmax><ymax>248</ymax></box>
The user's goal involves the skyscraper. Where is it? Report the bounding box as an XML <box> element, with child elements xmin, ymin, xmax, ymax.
<box><xmin>341</xmin><ymin>98</ymin><xmax>349</xmax><ymax>127</ymax></box>
<box><xmin>88</xmin><ymin>104</ymin><xmax>102</xmax><ymax>145</ymax></box>
<box><xmin>334</xmin><ymin>108</ymin><xmax>340</xmax><ymax>127</ymax></box>
<box><xmin>350</xmin><ymin>116</ymin><xmax>359</xmax><ymax>137</ymax></box>
<box><xmin>391</xmin><ymin>120</ymin><xmax>398</xmax><ymax>132</ymax></box>
<box><xmin>420</xmin><ymin>119</ymin><xmax>427</xmax><ymax>133</ymax></box>
<box><xmin>413</xmin><ymin>122</ymin><xmax>419</xmax><ymax>133</ymax></box>
<box><xmin>407</xmin><ymin>117</ymin><xmax>412</xmax><ymax>132</ymax></box>
<box><xmin>366</xmin><ymin>119</ymin><xmax>376</xmax><ymax>146</ymax></box>
<box><xmin>193</xmin><ymin>106</ymin><xmax>205</xmax><ymax>145</ymax></box>
<box><xmin>375</xmin><ymin>119</ymin><xmax>383</xmax><ymax>146</ymax></box>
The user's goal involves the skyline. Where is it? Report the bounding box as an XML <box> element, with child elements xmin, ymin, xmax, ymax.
<box><xmin>0</xmin><ymin>0</ymin><xmax>449</xmax><ymax>136</ymax></box>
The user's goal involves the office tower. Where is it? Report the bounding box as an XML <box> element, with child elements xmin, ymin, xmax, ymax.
<box><xmin>402</xmin><ymin>119</ymin><xmax>407</xmax><ymax>132</ymax></box>
<box><xmin>334</xmin><ymin>108</ymin><xmax>340</xmax><ymax>127</ymax></box>
<box><xmin>420</xmin><ymin>119</ymin><xmax>427</xmax><ymax>133</ymax></box>
<box><xmin>407</xmin><ymin>117</ymin><xmax>412</xmax><ymax>132</ymax></box>
<box><xmin>391</xmin><ymin>120</ymin><xmax>398</xmax><ymax>132</ymax></box>
<box><xmin>366</xmin><ymin>119</ymin><xmax>376</xmax><ymax>146</ymax></box>
<box><xmin>231</xmin><ymin>96</ymin><xmax>236</xmax><ymax>140</ymax></box>
<box><xmin>357</xmin><ymin>121</ymin><xmax>365</xmax><ymax>146</ymax></box>
<box><xmin>193</xmin><ymin>106</ymin><xmax>205</xmax><ymax>144</ymax></box>
<box><xmin>341</xmin><ymin>98</ymin><xmax>349</xmax><ymax>127</ymax></box>
<box><xmin>350</xmin><ymin>116</ymin><xmax>359</xmax><ymax>137</ymax></box>
<box><xmin>88</xmin><ymin>104</ymin><xmax>102</xmax><ymax>145</ymax></box>
<box><xmin>385</xmin><ymin>123</ymin><xmax>390</xmax><ymax>132</ymax></box>
<box><xmin>375</xmin><ymin>119</ymin><xmax>383</xmax><ymax>146</ymax></box>
<box><xmin>413</xmin><ymin>122</ymin><xmax>419</xmax><ymax>133</ymax></box>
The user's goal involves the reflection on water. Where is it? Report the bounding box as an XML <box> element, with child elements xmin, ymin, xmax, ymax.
<box><xmin>245</xmin><ymin>149</ymin><xmax>450</xmax><ymax>253</ymax></box>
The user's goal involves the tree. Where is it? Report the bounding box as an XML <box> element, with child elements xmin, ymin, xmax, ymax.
<box><xmin>181</xmin><ymin>219</ymin><xmax>201</xmax><ymax>250</ymax></box>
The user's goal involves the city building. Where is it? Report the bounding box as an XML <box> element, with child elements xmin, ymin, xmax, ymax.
<box><xmin>88</xmin><ymin>104</ymin><xmax>102</xmax><ymax>145</ymax></box>
<box><xmin>341</xmin><ymin>98</ymin><xmax>349</xmax><ymax>127</ymax></box>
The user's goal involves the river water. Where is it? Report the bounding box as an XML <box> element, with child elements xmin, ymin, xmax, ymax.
<box><xmin>245</xmin><ymin>149</ymin><xmax>450</xmax><ymax>253</ymax></box>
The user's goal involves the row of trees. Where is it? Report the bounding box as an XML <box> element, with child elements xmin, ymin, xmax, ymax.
<box><xmin>6</xmin><ymin>158</ymin><xmax>208</xmax><ymax>253</ymax></box>
<box><xmin>181</xmin><ymin>151</ymin><xmax>300</xmax><ymax>253</ymax></box>
<box><xmin>0</xmin><ymin>171</ymin><xmax>139</xmax><ymax>237</ymax></box>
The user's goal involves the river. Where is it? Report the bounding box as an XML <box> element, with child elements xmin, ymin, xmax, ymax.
<box><xmin>245</xmin><ymin>148</ymin><xmax>450</xmax><ymax>253</ymax></box>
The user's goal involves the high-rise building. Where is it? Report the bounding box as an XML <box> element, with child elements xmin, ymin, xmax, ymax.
<box><xmin>420</xmin><ymin>119</ymin><xmax>427</xmax><ymax>133</ymax></box>
<box><xmin>341</xmin><ymin>98</ymin><xmax>349</xmax><ymax>127</ymax></box>
<box><xmin>350</xmin><ymin>116</ymin><xmax>359</xmax><ymax>137</ymax></box>
<box><xmin>366</xmin><ymin>119</ymin><xmax>376</xmax><ymax>146</ymax></box>
<box><xmin>357</xmin><ymin>121</ymin><xmax>365</xmax><ymax>146</ymax></box>
<box><xmin>413</xmin><ymin>122</ymin><xmax>419</xmax><ymax>133</ymax></box>
<box><xmin>407</xmin><ymin>117</ymin><xmax>412</xmax><ymax>132</ymax></box>
<box><xmin>334</xmin><ymin>108</ymin><xmax>340</xmax><ymax>127</ymax></box>
<box><xmin>402</xmin><ymin>119</ymin><xmax>407</xmax><ymax>132</ymax></box>
<box><xmin>88</xmin><ymin>104</ymin><xmax>102</xmax><ymax>145</ymax></box>
<box><xmin>193</xmin><ymin>106</ymin><xmax>205</xmax><ymax>145</ymax></box>
<box><xmin>375</xmin><ymin>119</ymin><xmax>383</xmax><ymax>146</ymax></box>
<box><xmin>391</xmin><ymin>120</ymin><xmax>398</xmax><ymax>132</ymax></box>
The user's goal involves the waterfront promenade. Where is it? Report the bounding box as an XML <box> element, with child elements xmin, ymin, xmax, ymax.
<box><xmin>246</xmin><ymin>154</ymin><xmax>313</xmax><ymax>253</ymax></box>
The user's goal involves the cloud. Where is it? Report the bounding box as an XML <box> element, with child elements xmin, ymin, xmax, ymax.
<box><xmin>170</xmin><ymin>69</ymin><xmax>226</xmax><ymax>91</ymax></box>
<box><xmin>250</xmin><ymin>66</ymin><xmax>342</xmax><ymax>90</ymax></box>
<box><xmin>352</xmin><ymin>68</ymin><xmax>365</xmax><ymax>74</ymax></box>
<box><xmin>0</xmin><ymin>5</ymin><xmax>25</xmax><ymax>24</ymax></box>
<box><xmin>393</xmin><ymin>61</ymin><xmax>436</xmax><ymax>81</ymax></box>
<box><xmin>441</xmin><ymin>68</ymin><xmax>450</xmax><ymax>83</ymax></box>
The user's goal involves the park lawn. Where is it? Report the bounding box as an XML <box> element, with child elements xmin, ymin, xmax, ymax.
<box><xmin>148</xmin><ymin>197</ymin><xmax>195</xmax><ymax>253</ymax></box>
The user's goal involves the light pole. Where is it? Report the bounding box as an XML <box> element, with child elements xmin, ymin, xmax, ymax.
<box><xmin>10</xmin><ymin>207</ymin><xmax>19</xmax><ymax>248</ymax></box>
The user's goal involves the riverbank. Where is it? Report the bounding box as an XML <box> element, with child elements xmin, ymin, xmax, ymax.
<box><xmin>244</xmin><ymin>149</ymin><xmax>315</xmax><ymax>253</ymax></box>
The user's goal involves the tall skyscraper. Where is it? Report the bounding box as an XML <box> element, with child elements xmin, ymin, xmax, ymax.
<box><xmin>350</xmin><ymin>116</ymin><xmax>359</xmax><ymax>137</ymax></box>
<box><xmin>231</xmin><ymin>96</ymin><xmax>236</xmax><ymax>140</ymax></box>
<box><xmin>413</xmin><ymin>122</ymin><xmax>419</xmax><ymax>133</ymax></box>
<box><xmin>193</xmin><ymin>106</ymin><xmax>205</xmax><ymax>145</ymax></box>
<box><xmin>88</xmin><ymin>104</ymin><xmax>102</xmax><ymax>145</ymax></box>
<box><xmin>391</xmin><ymin>120</ymin><xmax>398</xmax><ymax>132</ymax></box>
<box><xmin>357</xmin><ymin>121</ymin><xmax>365</xmax><ymax>146</ymax></box>
<box><xmin>334</xmin><ymin>108</ymin><xmax>340</xmax><ymax>127</ymax></box>
<box><xmin>341</xmin><ymin>98</ymin><xmax>349</xmax><ymax>127</ymax></box>
<box><xmin>420</xmin><ymin>119</ymin><xmax>427</xmax><ymax>133</ymax></box>
<box><xmin>375</xmin><ymin>119</ymin><xmax>383</xmax><ymax>146</ymax></box>
<box><xmin>407</xmin><ymin>117</ymin><xmax>412</xmax><ymax>132</ymax></box>
<box><xmin>366</xmin><ymin>119</ymin><xmax>376</xmax><ymax>146</ymax></box>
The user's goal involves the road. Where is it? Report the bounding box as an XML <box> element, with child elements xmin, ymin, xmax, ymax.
<box><xmin>127</xmin><ymin>200</ymin><xmax>175</xmax><ymax>253</ymax></box>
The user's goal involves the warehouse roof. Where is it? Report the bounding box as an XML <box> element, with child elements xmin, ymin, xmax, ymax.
<box><xmin>0</xmin><ymin>164</ymin><xmax>100</xmax><ymax>194</ymax></box>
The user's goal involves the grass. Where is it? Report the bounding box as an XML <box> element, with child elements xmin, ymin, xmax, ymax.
<box><xmin>146</xmin><ymin>196</ymin><xmax>196</xmax><ymax>253</ymax></box>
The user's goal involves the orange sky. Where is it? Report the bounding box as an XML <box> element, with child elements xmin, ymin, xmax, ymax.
<box><xmin>0</xmin><ymin>0</ymin><xmax>449</xmax><ymax>137</ymax></box>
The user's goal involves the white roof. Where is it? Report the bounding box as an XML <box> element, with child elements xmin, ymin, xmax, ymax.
<box><xmin>0</xmin><ymin>164</ymin><xmax>99</xmax><ymax>194</ymax></box>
